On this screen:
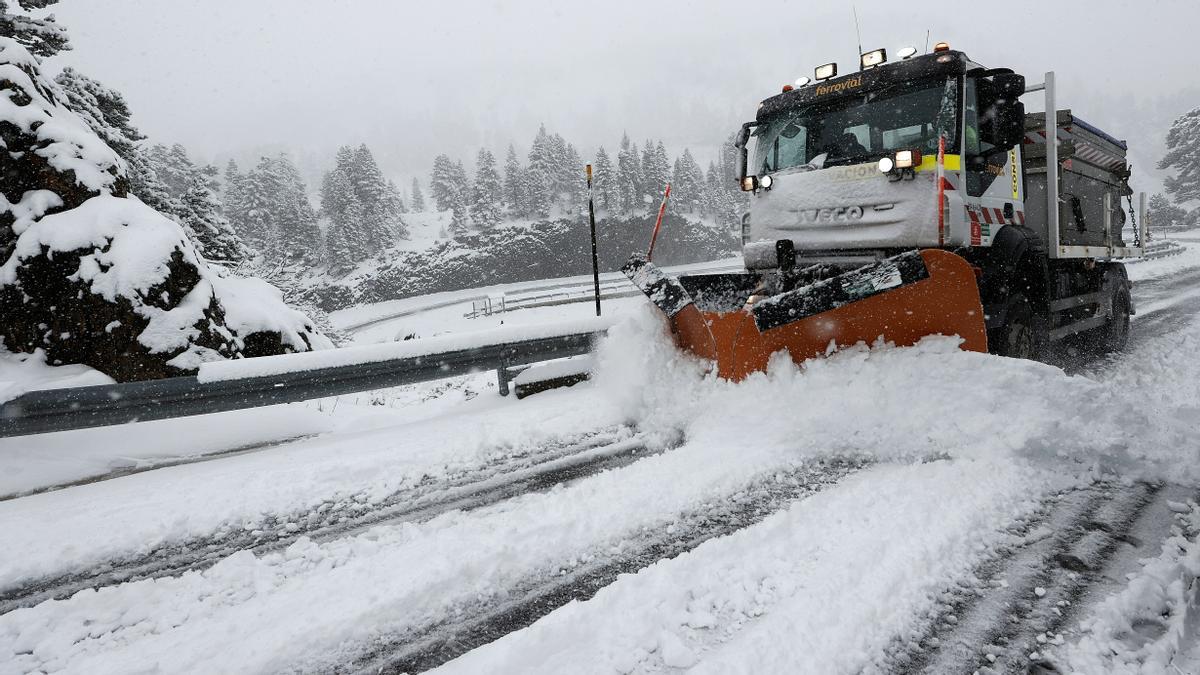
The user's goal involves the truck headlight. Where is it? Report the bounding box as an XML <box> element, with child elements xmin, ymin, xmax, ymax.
<box><xmin>740</xmin><ymin>176</ymin><xmax>758</xmax><ymax>192</ymax></box>
<box><xmin>878</xmin><ymin>157</ymin><xmax>895</xmax><ymax>173</ymax></box>
<box><xmin>894</xmin><ymin>150</ymin><xmax>921</xmax><ymax>169</ymax></box>
<box><xmin>759</xmin><ymin>175</ymin><xmax>773</xmax><ymax>189</ymax></box>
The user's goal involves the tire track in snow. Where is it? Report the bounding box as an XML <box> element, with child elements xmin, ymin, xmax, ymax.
<box><xmin>339</xmin><ymin>457</ymin><xmax>868</xmax><ymax>675</ymax></box>
<box><xmin>0</xmin><ymin>426</ymin><xmax>663</xmax><ymax>615</ymax></box>
<box><xmin>882</xmin><ymin>481</ymin><xmax>1160</xmax><ymax>675</ymax></box>
<box><xmin>0</xmin><ymin>433</ymin><xmax>322</xmax><ymax>502</ymax></box>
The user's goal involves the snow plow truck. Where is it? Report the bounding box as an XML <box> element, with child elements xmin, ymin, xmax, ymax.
<box><xmin>624</xmin><ymin>42</ymin><xmax>1146</xmax><ymax>380</ymax></box>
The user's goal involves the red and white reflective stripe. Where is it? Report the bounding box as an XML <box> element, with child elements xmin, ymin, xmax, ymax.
<box><xmin>1016</xmin><ymin>210</ymin><xmax>1025</xmax><ymax>225</ymax></box>
<box><xmin>968</xmin><ymin>208</ymin><xmax>982</xmax><ymax>245</ymax></box>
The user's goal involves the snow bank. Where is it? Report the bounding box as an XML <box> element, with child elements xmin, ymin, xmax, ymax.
<box><xmin>593</xmin><ymin>303</ymin><xmax>1200</xmax><ymax>482</ymax></box>
<box><xmin>0</xmin><ymin>347</ymin><xmax>112</xmax><ymax>405</ymax></box>
<box><xmin>1057</xmin><ymin>501</ymin><xmax>1200</xmax><ymax>673</ymax></box>
<box><xmin>198</xmin><ymin>315</ymin><xmax>614</xmax><ymax>382</ymax></box>
<box><xmin>208</xmin><ymin>268</ymin><xmax>336</xmax><ymax>357</ymax></box>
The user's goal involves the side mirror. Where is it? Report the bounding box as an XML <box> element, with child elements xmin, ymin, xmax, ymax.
<box><xmin>993</xmin><ymin>72</ymin><xmax>1026</xmax><ymax>99</ymax></box>
<box><xmin>994</xmin><ymin>100</ymin><xmax>1026</xmax><ymax>151</ymax></box>
<box><xmin>734</xmin><ymin>122</ymin><xmax>753</xmax><ymax>180</ymax></box>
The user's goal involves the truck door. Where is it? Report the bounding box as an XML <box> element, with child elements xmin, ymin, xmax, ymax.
<box><xmin>965</xmin><ymin>76</ymin><xmax>1024</xmax><ymax>246</ymax></box>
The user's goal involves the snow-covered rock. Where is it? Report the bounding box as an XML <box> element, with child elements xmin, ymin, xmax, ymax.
<box><xmin>0</xmin><ymin>37</ymin><xmax>331</xmax><ymax>381</ymax></box>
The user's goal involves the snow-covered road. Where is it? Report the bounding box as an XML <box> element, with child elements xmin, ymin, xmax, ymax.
<box><xmin>3</xmin><ymin>248</ymin><xmax>1200</xmax><ymax>674</ymax></box>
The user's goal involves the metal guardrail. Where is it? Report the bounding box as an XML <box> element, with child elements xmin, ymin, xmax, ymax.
<box><xmin>1137</xmin><ymin>239</ymin><xmax>1185</xmax><ymax>262</ymax></box>
<box><xmin>0</xmin><ymin>331</ymin><xmax>601</xmax><ymax>438</ymax></box>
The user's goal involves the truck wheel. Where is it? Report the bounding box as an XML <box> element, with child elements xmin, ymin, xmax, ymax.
<box><xmin>1098</xmin><ymin>286</ymin><xmax>1131</xmax><ymax>353</ymax></box>
<box><xmin>995</xmin><ymin>294</ymin><xmax>1041</xmax><ymax>360</ymax></box>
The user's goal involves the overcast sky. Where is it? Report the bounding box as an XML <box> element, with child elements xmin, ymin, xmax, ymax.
<box><xmin>47</xmin><ymin>0</ymin><xmax>1200</xmax><ymax>192</ymax></box>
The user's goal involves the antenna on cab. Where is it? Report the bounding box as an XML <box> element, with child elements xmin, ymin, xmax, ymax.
<box><xmin>852</xmin><ymin>6</ymin><xmax>864</xmax><ymax>69</ymax></box>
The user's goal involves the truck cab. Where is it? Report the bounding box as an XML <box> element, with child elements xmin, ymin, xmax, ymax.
<box><xmin>734</xmin><ymin>44</ymin><xmax>1142</xmax><ymax>360</ymax></box>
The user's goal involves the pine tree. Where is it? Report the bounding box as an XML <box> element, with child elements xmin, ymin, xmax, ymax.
<box><xmin>346</xmin><ymin>144</ymin><xmax>406</xmax><ymax>246</ymax></box>
<box><xmin>120</xmin><ymin>141</ymin><xmax>248</xmax><ymax>262</ymax></box>
<box><xmin>671</xmin><ymin>148</ymin><xmax>705</xmax><ymax>214</ymax></box>
<box><xmin>388</xmin><ymin>180</ymin><xmax>408</xmax><ymax>214</ymax></box>
<box><xmin>526</xmin><ymin>124</ymin><xmax>555</xmax><ymax>217</ymax></box>
<box><xmin>641</xmin><ymin>140</ymin><xmax>671</xmax><ymax>202</ymax></box>
<box><xmin>715</xmin><ymin>133</ymin><xmax>750</xmax><ymax>227</ymax></box>
<box><xmin>616</xmin><ymin>134</ymin><xmax>643</xmax><ymax>213</ymax></box>
<box><xmin>54</xmin><ymin>67</ymin><xmax>140</xmax><ymax>158</ymax></box>
<box><xmin>410</xmin><ymin>177</ymin><xmax>426</xmax><ymax>212</ymax></box>
<box><xmin>592</xmin><ymin>147</ymin><xmax>616</xmax><ymax>212</ymax></box>
<box><xmin>1158</xmin><ymin>106</ymin><xmax>1200</xmax><ymax>225</ymax></box>
<box><xmin>147</xmin><ymin>144</ymin><xmax>196</xmax><ymax>197</ymax></box>
<box><xmin>180</xmin><ymin>164</ymin><xmax>249</xmax><ymax>262</ymax></box>
<box><xmin>273</xmin><ymin>153</ymin><xmax>323</xmax><ymax>263</ymax></box>
<box><xmin>703</xmin><ymin>161</ymin><xmax>721</xmax><ymax>217</ymax></box>
<box><xmin>223</xmin><ymin>159</ymin><xmax>248</xmax><ymax>226</ymax></box>
<box><xmin>430</xmin><ymin>154</ymin><xmax>459</xmax><ymax>212</ymax></box>
<box><xmin>1147</xmin><ymin>192</ymin><xmax>1188</xmax><ymax>231</ymax></box>
<box><xmin>55</xmin><ymin>67</ymin><xmax>179</xmax><ymax>225</ymax></box>
<box><xmin>321</xmin><ymin>165</ymin><xmax>368</xmax><ymax>270</ymax></box>
<box><xmin>470</xmin><ymin>148</ymin><xmax>503</xmax><ymax>230</ymax></box>
<box><xmin>503</xmin><ymin>145</ymin><xmax>526</xmax><ymax>217</ymax></box>
<box><xmin>641</xmin><ymin>141</ymin><xmax>657</xmax><ymax>200</ymax></box>
<box><xmin>0</xmin><ymin>0</ymin><xmax>70</xmax><ymax>57</ymax></box>
<box><xmin>241</xmin><ymin>156</ymin><xmax>284</xmax><ymax>251</ymax></box>
<box><xmin>561</xmin><ymin>143</ymin><xmax>585</xmax><ymax>213</ymax></box>
<box><xmin>549</xmin><ymin>132</ymin><xmax>570</xmax><ymax>194</ymax></box>
<box><xmin>449</xmin><ymin>160</ymin><xmax>471</xmax><ymax>235</ymax></box>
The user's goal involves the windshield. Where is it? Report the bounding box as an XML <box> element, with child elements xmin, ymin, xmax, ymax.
<box><xmin>754</xmin><ymin>78</ymin><xmax>960</xmax><ymax>173</ymax></box>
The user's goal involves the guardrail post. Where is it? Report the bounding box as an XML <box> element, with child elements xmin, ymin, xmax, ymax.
<box><xmin>496</xmin><ymin>357</ymin><xmax>511</xmax><ymax>396</ymax></box>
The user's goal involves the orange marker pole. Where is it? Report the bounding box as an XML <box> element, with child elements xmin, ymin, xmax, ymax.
<box><xmin>647</xmin><ymin>183</ymin><xmax>672</xmax><ymax>261</ymax></box>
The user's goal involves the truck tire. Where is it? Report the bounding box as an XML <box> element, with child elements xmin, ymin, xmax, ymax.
<box><xmin>995</xmin><ymin>293</ymin><xmax>1043</xmax><ymax>360</ymax></box>
<box><xmin>1097</xmin><ymin>284</ymin><xmax>1131</xmax><ymax>354</ymax></box>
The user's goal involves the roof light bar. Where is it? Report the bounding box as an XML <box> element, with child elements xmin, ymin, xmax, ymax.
<box><xmin>814</xmin><ymin>62</ymin><xmax>837</xmax><ymax>80</ymax></box>
<box><xmin>860</xmin><ymin>48</ymin><xmax>886</xmax><ymax>69</ymax></box>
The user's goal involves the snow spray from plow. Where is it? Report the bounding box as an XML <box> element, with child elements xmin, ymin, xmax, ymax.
<box><xmin>622</xmin><ymin>249</ymin><xmax>988</xmax><ymax>380</ymax></box>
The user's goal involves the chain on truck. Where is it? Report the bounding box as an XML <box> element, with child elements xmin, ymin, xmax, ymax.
<box><xmin>622</xmin><ymin>41</ymin><xmax>1146</xmax><ymax>380</ymax></box>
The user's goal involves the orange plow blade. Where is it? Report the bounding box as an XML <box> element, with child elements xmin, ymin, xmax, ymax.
<box><xmin>623</xmin><ymin>249</ymin><xmax>988</xmax><ymax>381</ymax></box>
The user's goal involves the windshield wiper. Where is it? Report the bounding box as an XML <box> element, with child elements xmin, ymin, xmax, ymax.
<box><xmin>820</xmin><ymin>153</ymin><xmax>875</xmax><ymax>167</ymax></box>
